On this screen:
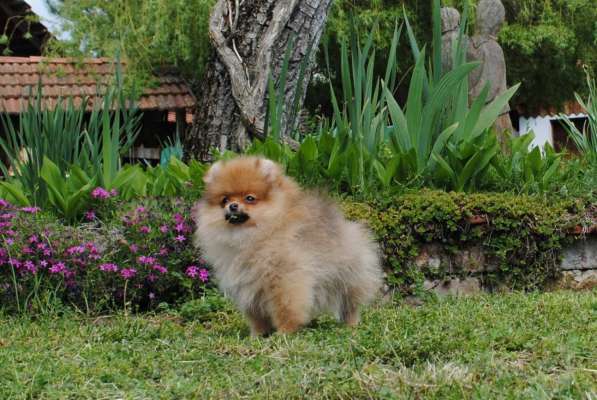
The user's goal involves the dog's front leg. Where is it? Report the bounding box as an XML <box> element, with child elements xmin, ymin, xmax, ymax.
<box><xmin>267</xmin><ymin>273</ymin><xmax>313</xmax><ymax>334</ymax></box>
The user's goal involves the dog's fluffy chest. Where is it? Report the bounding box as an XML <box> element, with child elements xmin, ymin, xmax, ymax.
<box><xmin>205</xmin><ymin>242</ymin><xmax>266</xmax><ymax>311</ymax></box>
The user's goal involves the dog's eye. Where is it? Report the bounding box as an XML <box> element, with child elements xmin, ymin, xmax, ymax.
<box><xmin>221</xmin><ymin>196</ymin><xmax>229</xmax><ymax>205</ymax></box>
<box><xmin>245</xmin><ymin>195</ymin><xmax>256</xmax><ymax>203</ymax></box>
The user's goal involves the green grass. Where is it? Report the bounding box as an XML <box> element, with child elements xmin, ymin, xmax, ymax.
<box><xmin>1</xmin><ymin>291</ymin><xmax>596</xmax><ymax>399</ymax></box>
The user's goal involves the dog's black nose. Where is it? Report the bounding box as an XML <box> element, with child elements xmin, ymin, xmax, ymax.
<box><xmin>229</xmin><ymin>203</ymin><xmax>239</xmax><ymax>212</ymax></box>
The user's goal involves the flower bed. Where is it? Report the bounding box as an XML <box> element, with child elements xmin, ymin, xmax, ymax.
<box><xmin>0</xmin><ymin>197</ymin><xmax>209</xmax><ymax>313</ymax></box>
<box><xmin>1</xmin><ymin>190</ymin><xmax>595</xmax><ymax>314</ymax></box>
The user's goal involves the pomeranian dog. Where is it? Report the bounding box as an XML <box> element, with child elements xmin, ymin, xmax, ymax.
<box><xmin>194</xmin><ymin>156</ymin><xmax>382</xmax><ymax>335</ymax></box>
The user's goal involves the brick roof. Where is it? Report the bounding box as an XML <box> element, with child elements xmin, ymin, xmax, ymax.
<box><xmin>0</xmin><ymin>56</ymin><xmax>196</xmax><ymax>113</ymax></box>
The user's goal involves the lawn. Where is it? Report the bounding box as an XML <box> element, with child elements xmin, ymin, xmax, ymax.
<box><xmin>1</xmin><ymin>291</ymin><xmax>596</xmax><ymax>399</ymax></box>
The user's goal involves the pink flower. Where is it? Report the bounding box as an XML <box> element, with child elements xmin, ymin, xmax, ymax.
<box><xmin>91</xmin><ymin>187</ymin><xmax>111</xmax><ymax>199</ymax></box>
<box><xmin>129</xmin><ymin>244</ymin><xmax>138</xmax><ymax>253</ymax></box>
<box><xmin>43</xmin><ymin>249</ymin><xmax>51</xmax><ymax>257</ymax></box>
<box><xmin>66</xmin><ymin>245</ymin><xmax>85</xmax><ymax>255</ymax></box>
<box><xmin>39</xmin><ymin>260</ymin><xmax>48</xmax><ymax>268</ymax></box>
<box><xmin>120</xmin><ymin>268</ymin><xmax>137</xmax><ymax>279</ymax></box>
<box><xmin>20</xmin><ymin>206</ymin><xmax>40</xmax><ymax>213</ymax></box>
<box><xmin>174</xmin><ymin>235</ymin><xmax>186</xmax><ymax>243</ymax></box>
<box><xmin>22</xmin><ymin>246</ymin><xmax>33</xmax><ymax>254</ymax></box>
<box><xmin>24</xmin><ymin>260</ymin><xmax>37</xmax><ymax>273</ymax></box>
<box><xmin>185</xmin><ymin>266</ymin><xmax>198</xmax><ymax>278</ymax></box>
<box><xmin>158</xmin><ymin>247</ymin><xmax>169</xmax><ymax>256</ymax></box>
<box><xmin>175</xmin><ymin>223</ymin><xmax>185</xmax><ymax>232</ymax></box>
<box><xmin>49</xmin><ymin>262</ymin><xmax>67</xmax><ymax>274</ymax></box>
<box><xmin>147</xmin><ymin>273</ymin><xmax>158</xmax><ymax>282</ymax></box>
<box><xmin>110</xmin><ymin>189</ymin><xmax>118</xmax><ymax>197</ymax></box>
<box><xmin>136</xmin><ymin>206</ymin><xmax>146</xmax><ymax>213</ymax></box>
<box><xmin>0</xmin><ymin>199</ymin><xmax>11</xmax><ymax>208</ymax></box>
<box><xmin>186</xmin><ymin>266</ymin><xmax>210</xmax><ymax>282</ymax></box>
<box><xmin>99</xmin><ymin>263</ymin><xmax>119</xmax><ymax>272</ymax></box>
<box><xmin>28</xmin><ymin>234</ymin><xmax>38</xmax><ymax>243</ymax></box>
<box><xmin>85</xmin><ymin>242</ymin><xmax>99</xmax><ymax>253</ymax></box>
<box><xmin>148</xmin><ymin>292</ymin><xmax>155</xmax><ymax>300</ymax></box>
<box><xmin>85</xmin><ymin>210</ymin><xmax>96</xmax><ymax>221</ymax></box>
<box><xmin>159</xmin><ymin>225</ymin><xmax>168</xmax><ymax>233</ymax></box>
<box><xmin>173</xmin><ymin>213</ymin><xmax>184</xmax><ymax>224</ymax></box>
<box><xmin>152</xmin><ymin>264</ymin><xmax>168</xmax><ymax>274</ymax></box>
<box><xmin>199</xmin><ymin>268</ymin><xmax>209</xmax><ymax>282</ymax></box>
<box><xmin>0</xmin><ymin>213</ymin><xmax>14</xmax><ymax>219</ymax></box>
<box><xmin>139</xmin><ymin>225</ymin><xmax>151</xmax><ymax>234</ymax></box>
<box><xmin>5</xmin><ymin>238</ymin><xmax>14</xmax><ymax>245</ymax></box>
<box><xmin>138</xmin><ymin>255</ymin><xmax>156</xmax><ymax>265</ymax></box>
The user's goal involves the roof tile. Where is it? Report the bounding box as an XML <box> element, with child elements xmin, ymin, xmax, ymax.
<box><xmin>0</xmin><ymin>56</ymin><xmax>196</xmax><ymax>113</ymax></box>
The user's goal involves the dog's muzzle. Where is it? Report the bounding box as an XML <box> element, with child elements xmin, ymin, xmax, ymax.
<box><xmin>225</xmin><ymin>212</ymin><xmax>249</xmax><ymax>225</ymax></box>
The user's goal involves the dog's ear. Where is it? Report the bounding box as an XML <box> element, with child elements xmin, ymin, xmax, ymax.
<box><xmin>256</xmin><ymin>158</ymin><xmax>281</xmax><ymax>184</ymax></box>
<box><xmin>203</xmin><ymin>161</ymin><xmax>223</xmax><ymax>185</ymax></box>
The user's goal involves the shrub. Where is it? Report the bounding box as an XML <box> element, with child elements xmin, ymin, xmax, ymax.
<box><xmin>341</xmin><ymin>190</ymin><xmax>586</xmax><ymax>293</ymax></box>
<box><xmin>560</xmin><ymin>69</ymin><xmax>597</xmax><ymax>162</ymax></box>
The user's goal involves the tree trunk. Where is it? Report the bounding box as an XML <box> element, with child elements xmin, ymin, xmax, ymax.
<box><xmin>184</xmin><ymin>0</ymin><xmax>332</xmax><ymax>161</ymax></box>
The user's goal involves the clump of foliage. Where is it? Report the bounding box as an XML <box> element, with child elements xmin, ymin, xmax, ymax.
<box><xmin>560</xmin><ymin>69</ymin><xmax>597</xmax><ymax>163</ymax></box>
<box><xmin>497</xmin><ymin>0</ymin><xmax>597</xmax><ymax>112</ymax></box>
<box><xmin>45</xmin><ymin>0</ymin><xmax>215</xmax><ymax>87</ymax></box>
<box><xmin>179</xmin><ymin>290</ymin><xmax>233</xmax><ymax>322</ymax></box>
<box><xmin>341</xmin><ymin>190</ymin><xmax>584</xmax><ymax>293</ymax></box>
<box><xmin>0</xmin><ymin>197</ymin><xmax>209</xmax><ymax>314</ymax></box>
<box><xmin>318</xmin><ymin>0</ymin><xmax>597</xmax><ymax>113</ymax></box>
<box><xmin>0</xmin><ymin>73</ymin><xmax>141</xmax><ymax>210</ymax></box>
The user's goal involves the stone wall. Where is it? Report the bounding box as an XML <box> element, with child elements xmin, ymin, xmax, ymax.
<box><xmin>416</xmin><ymin>236</ymin><xmax>597</xmax><ymax>296</ymax></box>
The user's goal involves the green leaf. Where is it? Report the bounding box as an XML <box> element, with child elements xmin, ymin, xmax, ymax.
<box><xmin>0</xmin><ymin>181</ymin><xmax>31</xmax><ymax>206</ymax></box>
<box><xmin>472</xmin><ymin>83</ymin><xmax>520</xmax><ymax>138</ymax></box>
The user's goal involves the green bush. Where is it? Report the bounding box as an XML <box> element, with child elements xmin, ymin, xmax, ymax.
<box><xmin>341</xmin><ymin>190</ymin><xmax>587</xmax><ymax>293</ymax></box>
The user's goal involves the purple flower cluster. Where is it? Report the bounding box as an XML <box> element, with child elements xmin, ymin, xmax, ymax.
<box><xmin>186</xmin><ymin>265</ymin><xmax>209</xmax><ymax>282</ymax></box>
<box><xmin>91</xmin><ymin>187</ymin><xmax>118</xmax><ymax>200</ymax></box>
<box><xmin>0</xmin><ymin>197</ymin><xmax>211</xmax><ymax>311</ymax></box>
<box><xmin>99</xmin><ymin>263</ymin><xmax>119</xmax><ymax>272</ymax></box>
<box><xmin>120</xmin><ymin>268</ymin><xmax>137</xmax><ymax>279</ymax></box>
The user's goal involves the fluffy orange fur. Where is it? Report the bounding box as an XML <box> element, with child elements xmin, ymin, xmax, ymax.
<box><xmin>194</xmin><ymin>156</ymin><xmax>383</xmax><ymax>335</ymax></box>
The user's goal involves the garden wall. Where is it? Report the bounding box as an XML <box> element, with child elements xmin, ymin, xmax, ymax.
<box><xmin>342</xmin><ymin>191</ymin><xmax>597</xmax><ymax>296</ymax></box>
<box><xmin>416</xmin><ymin>236</ymin><xmax>597</xmax><ymax>296</ymax></box>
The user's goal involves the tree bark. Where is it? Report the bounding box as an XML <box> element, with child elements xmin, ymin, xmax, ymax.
<box><xmin>184</xmin><ymin>0</ymin><xmax>332</xmax><ymax>161</ymax></box>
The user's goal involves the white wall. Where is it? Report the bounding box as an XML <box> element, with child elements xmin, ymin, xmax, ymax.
<box><xmin>518</xmin><ymin>116</ymin><xmax>554</xmax><ymax>149</ymax></box>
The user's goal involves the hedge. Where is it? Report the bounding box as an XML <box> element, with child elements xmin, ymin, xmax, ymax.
<box><xmin>342</xmin><ymin>190</ymin><xmax>590</xmax><ymax>293</ymax></box>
